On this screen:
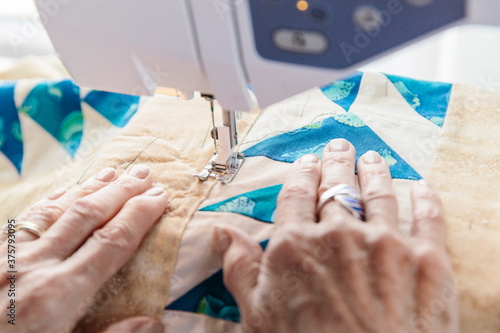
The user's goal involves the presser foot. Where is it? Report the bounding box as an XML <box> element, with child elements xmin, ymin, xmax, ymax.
<box><xmin>195</xmin><ymin>152</ymin><xmax>244</xmax><ymax>184</ymax></box>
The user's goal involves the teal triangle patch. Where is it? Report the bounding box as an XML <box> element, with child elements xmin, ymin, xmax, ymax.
<box><xmin>166</xmin><ymin>240</ymin><xmax>269</xmax><ymax>323</ymax></box>
<box><xmin>385</xmin><ymin>74</ymin><xmax>452</xmax><ymax>127</ymax></box>
<box><xmin>200</xmin><ymin>185</ymin><xmax>282</xmax><ymax>223</ymax></box>
<box><xmin>18</xmin><ymin>80</ymin><xmax>83</xmax><ymax>158</ymax></box>
<box><xmin>320</xmin><ymin>71</ymin><xmax>362</xmax><ymax>112</ymax></box>
<box><xmin>84</xmin><ymin>90</ymin><xmax>140</xmax><ymax>127</ymax></box>
<box><xmin>0</xmin><ymin>81</ymin><xmax>23</xmax><ymax>173</ymax></box>
<box><xmin>243</xmin><ymin>115</ymin><xmax>422</xmax><ymax>180</ymax></box>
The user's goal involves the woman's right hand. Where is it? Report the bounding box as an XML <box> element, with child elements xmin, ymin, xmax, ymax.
<box><xmin>213</xmin><ymin>139</ymin><xmax>459</xmax><ymax>333</ymax></box>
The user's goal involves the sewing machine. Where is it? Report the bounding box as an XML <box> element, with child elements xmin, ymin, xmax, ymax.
<box><xmin>34</xmin><ymin>0</ymin><xmax>498</xmax><ymax>183</ymax></box>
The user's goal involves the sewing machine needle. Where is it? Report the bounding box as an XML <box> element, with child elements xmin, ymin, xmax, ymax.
<box><xmin>210</xmin><ymin>99</ymin><xmax>218</xmax><ymax>151</ymax></box>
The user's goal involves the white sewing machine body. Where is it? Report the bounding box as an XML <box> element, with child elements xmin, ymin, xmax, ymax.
<box><xmin>34</xmin><ymin>0</ymin><xmax>500</xmax><ymax>182</ymax></box>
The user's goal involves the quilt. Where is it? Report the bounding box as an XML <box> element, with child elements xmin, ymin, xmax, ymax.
<box><xmin>0</xmin><ymin>57</ymin><xmax>498</xmax><ymax>332</ymax></box>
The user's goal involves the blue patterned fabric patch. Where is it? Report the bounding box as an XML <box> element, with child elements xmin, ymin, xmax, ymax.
<box><xmin>84</xmin><ymin>91</ymin><xmax>140</xmax><ymax>127</ymax></box>
<box><xmin>320</xmin><ymin>71</ymin><xmax>362</xmax><ymax>112</ymax></box>
<box><xmin>0</xmin><ymin>79</ymin><xmax>141</xmax><ymax>175</ymax></box>
<box><xmin>18</xmin><ymin>79</ymin><xmax>83</xmax><ymax>157</ymax></box>
<box><xmin>166</xmin><ymin>240</ymin><xmax>269</xmax><ymax>323</ymax></box>
<box><xmin>0</xmin><ymin>82</ymin><xmax>23</xmax><ymax>172</ymax></box>
<box><xmin>385</xmin><ymin>74</ymin><xmax>452</xmax><ymax>127</ymax></box>
<box><xmin>243</xmin><ymin>115</ymin><xmax>422</xmax><ymax>180</ymax></box>
<box><xmin>200</xmin><ymin>185</ymin><xmax>282</xmax><ymax>223</ymax></box>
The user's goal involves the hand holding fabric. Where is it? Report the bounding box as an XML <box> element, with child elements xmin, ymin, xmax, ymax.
<box><xmin>213</xmin><ymin>139</ymin><xmax>459</xmax><ymax>333</ymax></box>
<box><xmin>0</xmin><ymin>165</ymin><xmax>167</xmax><ymax>333</ymax></box>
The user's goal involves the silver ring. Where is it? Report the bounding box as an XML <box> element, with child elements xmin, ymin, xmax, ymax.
<box><xmin>318</xmin><ymin>184</ymin><xmax>365</xmax><ymax>221</ymax></box>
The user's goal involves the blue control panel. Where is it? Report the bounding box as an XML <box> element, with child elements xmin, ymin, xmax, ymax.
<box><xmin>248</xmin><ymin>0</ymin><xmax>465</xmax><ymax>69</ymax></box>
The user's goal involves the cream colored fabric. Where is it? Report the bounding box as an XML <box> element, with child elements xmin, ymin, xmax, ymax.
<box><xmin>427</xmin><ymin>84</ymin><xmax>500</xmax><ymax>333</ymax></box>
<box><xmin>0</xmin><ymin>55</ymin><xmax>68</xmax><ymax>80</ymax></box>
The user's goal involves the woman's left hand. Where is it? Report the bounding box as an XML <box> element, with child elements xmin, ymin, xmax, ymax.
<box><xmin>0</xmin><ymin>165</ymin><xmax>167</xmax><ymax>333</ymax></box>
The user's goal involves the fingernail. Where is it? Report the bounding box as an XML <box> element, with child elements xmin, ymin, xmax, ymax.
<box><xmin>328</xmin><ymin>139</ymin><xmax>349</xmax><ymax>152</ymax></box>
<box><xmin>145</xmin><ymin>187</ymin><xmax>165</xmax><ymax>196</ymax></box>
<box><xmin>48</xmin><ymin>187</ymin><xmax>67</xmax><ymax>200</ymax></box>
<box><xmin>300</xmin><ymin>154</ymin><xmax>320</xmax><ymax>163</ymax></box>
<box><xmin>363</xmin><ymin>151</ymin><xmax>382</xmax><ymax>164</ymax></box>
<box><xmin>129</xmin><ymin>165</ymin><xmax>150</xmax><ymax>179</ymax></box>
<box><xmin>136</xmin><ymin>321</ymin><xmax>164</xmax><ymax>333</ymax></box>
<box><xmin>96</xmin><ymin>168</ymin><xmax>116</xmax><ymax>182</ymax></box>
<box><xmin>213</xmin><ymin>227</ymin><xmax>231</xmax><ymax>254</ymax></box>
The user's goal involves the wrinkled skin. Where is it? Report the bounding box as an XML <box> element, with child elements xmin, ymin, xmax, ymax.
<box><xmin>213</xmin><ymin>139</ymin><xmax>459</xmax><ymax>333</ymax></box>
<box><xmin>0</xmin><ymin>165</ymin><xmax>167</xmax><ymax>333</ymax></box>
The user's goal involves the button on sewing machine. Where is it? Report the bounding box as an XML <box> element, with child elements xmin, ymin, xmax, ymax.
<box><xmin>273</xmin><ymin>29</ymin><xmax>328</xmax><ymax>54</ymax></box>
<box><xmin>307</xmin><ymin>3</ymin><xmax>332</xmax><ymax>25</ymax></box>
<box><xmin>353</xmin><ymin>6</ymin><xmax>383</xmax><ymax>32</ymax></box>
<box><xmin>405</xmin><ymin>0</ymin><xmax>434</xmax><ymax>7</ymax></box>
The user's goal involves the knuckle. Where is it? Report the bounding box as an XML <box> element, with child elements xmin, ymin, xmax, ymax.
<box><xmin>416</xmin><ymin>245</ymin><xmax>450</xmax><ymax>278</ymax></box>
<box><xmin>363</xmin><ymin>169</ymin><xmax>392</xmax><ymax>182</ymax></box>
<box><xmin>37</xmin><ymin>203</ymin><xmax>66</xmax><ymax>222</ymax></box>
<box><xmin>92</xmin><ymin>224</ymin><xmax>134</xmax><ymax>252</ymax></box>
<box><xmin>70</xmin><ymin>198</ymin><xmax>103</xmax><ymax>222</ymax></box>
<box><xmin>225</xmin><ymin>251</ymin><xmax>247</xmax><ymax>274</ymax></box>
<box><xmin>278</xmin><ymin>182</ymin><xmax>316</xmax><ymax>203</ymax></box>
<box><xmin>417</xmin><ymin>245</ymin><xmax>443</xmax><ymax>266</ymax></box>
<box><xmin>268</xmin><ymin>228</ymin><xmax>305</xmax><ymax>263</ymax></box>
<box><xmin>280</xmin><ymin>223</ymin><xmax>306</xmax><ymax>239</ymax></box>
<box><xmin>224</xmin><ymin>256</ymin><xmax>259</xmax><ymax>287</ymax></box>
<box><xmin>78</xmin><ymin>185</ymin><xmax>99</xmax><ymax>196</ymax></box>
<box><xmin>322</xmin><ymin>156</ymin><xmax>355</xmax><ymax>170</ymax></box>
<box><xmin>413</xmin><ymin>204</ymin><xmax>442</xmax><ymax>224</ymax></box>
<box><xmin>114</xmin><ymin>176</ymin><xmax>141</xmax><ymax>193</ymax></box>
<box><xmin>414</xmin><ymin>186</ymin><xmax>441</xmax><ymax>201</ymax></box>
<box><xmin>17</xmin><ymin>208</ymin><xmax>34</xmax><ymax>219</ymax></box>
<box><xmin>293</xmin><ymin>160</ymin><xmax>321</xmax><ymax>177</ymax></box>
<box><xmin>17</xmin><ymin>203</ymin><xmax>45</xmax><ymax>221</ymax></box>
<box><xmin>363</xmin><ymin>186</ymin><xmax>397</xmax><ymax>205</ymax></box>
<box><xmin>125</xmin><ymin>196</ymin><xmax>153</xmax><ymax>215</ymax></box>
<box><xmin>370</xmin><ymin>226</ymin><xmax>406</xmax><ymax>253</ymax></box>
<box><xmin>41</xmin><ymin>232</ymin><xmax>67</xmax><ymax>250</ymax></box>
<box><xmin>319</xmin><ymin>224</ymin><xmax>350</xmax><ymax>247</ymax></box>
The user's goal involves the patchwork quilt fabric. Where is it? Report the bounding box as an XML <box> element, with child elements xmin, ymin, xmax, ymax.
<box><xmin>1</xmin><ymin>68</ymin><xmax>497</xmax><ymax>332</ymax></box>
<box><xmin>163</xmin><ymin>71</ymin><xmax>453</xmax><ymax>330</ymax></box>
<box><xmin>0</xmin><ymin>79</ymin><xmax>141</xmax><ymax>182</ymax></box>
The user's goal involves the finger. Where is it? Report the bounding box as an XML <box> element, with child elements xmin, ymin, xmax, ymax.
<box><xmin>318</xmin><ymin>139</ymin><xmax>357</xmax><ymax>222</ymax></box>
<box><xmin>275</xmin><ymin>154</ymin><xmax>321</xmax><ymax>225</ymax></box>
<box><xmin>410</xmin><ymin>180</ymin><xmax>447</xmax><ymax>248</ymax></box>
<box><xmin>64</xmin><ymin>186</ymin><xmax>168</xmax><ymax>290</ymax></box>
<box><xmin>8</xmin><ymin>168</ymin><xmax>118</xmax><ymax>243</ymax></box>
<box><xmin>357</xmin><ymin>151</ymin><xmax>398</xmax><ymax>227</ymax></box>
<box><xmin>103</xmin><ymin>317</ymin><xmax>164</xmax><ymax>333</ymax></box>
<box><xmin>213</xmin><ymin>226</ymin><xmax>263</xmax><ymax>312</ymax></box>
<box><xmin>40</xmin><ymin>164</ymin><xmax>154</xmax><ymax>259</ymax></box>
